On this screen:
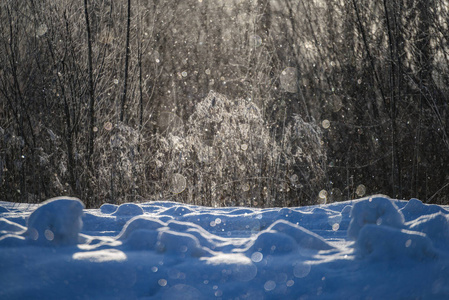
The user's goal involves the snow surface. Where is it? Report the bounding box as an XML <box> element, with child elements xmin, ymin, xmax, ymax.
<box><xmin>1</xmin><ymin>195</ymin><xmax>449</xmax><ymax>299</ymax></box>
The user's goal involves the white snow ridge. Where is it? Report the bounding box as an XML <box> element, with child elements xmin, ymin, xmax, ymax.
<box><xmin>1</xmin><ymin>195</ymin><xmax>449</xmax><ymax>299</ymax></box>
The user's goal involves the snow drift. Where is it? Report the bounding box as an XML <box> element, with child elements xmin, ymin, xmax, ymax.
<box><xmin>1</xmin><ymin>195</ymin><xmax>449</xmax><ymax>299</ymax></box>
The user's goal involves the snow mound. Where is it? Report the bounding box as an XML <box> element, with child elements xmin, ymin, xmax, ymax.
<box><xmin>100</xmin><ymin>203</ymin><xmax>118</xmax><ymax>214</ymax></box>
<box><xmin>121</xmin><ymin>229</ymin><xmax>159</xmax><ymax>250</ymax></box>
<box><xmin>0</xmin><ymin>206</ymin><xmax>10</xmax><ymax>213</ymax></box>
<box><xmin>1</xmin><ymin>197</ymin><xmax>449</xmax><ymax>299</ymax></box>
<box><xmin>165</xmin><ymin>220</ymin><xmax>222</xmax><ymax>250</ymax></box>
<box><xmin>157</xmin><ymin>230</ymin><xmax>208</xmax><ymax>257</ymax></box>
<box><xmin>348</xmin><ymin>196</ymin><xmax>405</xmax><ymax>240</ymax></box>
<box><xmin>267</xmin><ymin>219</ymin><xmax>335</xmax><ymax>250</ymax></box>
<box><xmin>401</xmin><ymin>198</ymin><xmax>448</xmax><ymax>221</ymax></box>
<box><xmin>24</xmin><ymin>197</ymin><xmax>84</xmax><ymax>246</ymax></box>
<box><xmin>115</xmin><ymin>217</ymin><xmax>213</xmax><ymax>253</ymax></box>
<box><xmin>409</xmin><ymin>212</ymin><xmax>449</xmax><ymax>250</ymax></box>
<box><xmin>112</xmin><ymin>203</ymin><xmax>144</xmax><ymax>216</ymax></box>
<box><xmin>117</xmin><ymin>216</ymin><xmax>166</xmax><ymax>240</ymax></box>
<box><xmin>166</xmin><ymin>219</ymin><xmax>208</xmax><ymax>233</ymax></box>
<box><xmin>244</xmin><ymin>230</ymin><xmax>298</xmax><ymax>255</ymax></box>
<box><xmin>355</xmin><ymin>224</ymin><xmax>438</xmax><ymax>260</ymax></box>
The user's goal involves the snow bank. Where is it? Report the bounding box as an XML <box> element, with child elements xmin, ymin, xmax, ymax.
<box><xmin>24</xmin><ymin>197</ymin><xmax>84</xmax><ymax>246</ymax></box>
<box><xmin>348</xmin><ymin>196</ymin><xmax>405</xmax><ymax>240</ymax></box>
<box><xmin>100</xmin><ymin>203</ymin><xmax>118</xmax><ymax>214</ymax></box>
<box><xmin>157</xmin><ymin>230</ymin><xmax>209</xmax><ymax>257</ymax></box>
<box><xmin>409</xmin><ymin>212</ymin><xmax>449</xmax><ymax>250</ymax></box>
<box><xmin>117</xmin><ymin>215</ymin><xmax>166</xmax><ymax>240</ymax></box>
<box><xmin>350</xmin><ymin>196</ymin><xmax>449</xmax><ymax>262</ymax></box>
<box><xmin>244</xmin><ymin>229</ymin><xmax>299</xmax><ymax>255</ymax></box>
<box><xmin>1</xmin><ymin>196</ymin><xmax>449</xmax><ymax>299</ymax></box>
<box><xmin>112</xmin><ymin>203</ymin><xmax>144</xmax><ymax>216</ymax></box>
<box><xmin>121</xmin><ymin>228</ymin><xmax>160</xmax><ymax>250</ymax></box>
<box><xmin>117</xmin><ymin>216</ymin><xmax>222</xmax><ymax>257</ymax></box>
<box><xmin>401</xmin><ymin>198</ymin><xmax>449</xmax><ymax>221</ymax></box>
<box><xmin>165</xmin><ymin>220</ymin><xmax>221</xmax><ymax>249</ymax></box>
<box><xmin>266</xmin><ymin>219</ymin><xmax>335</xmax><ymax>250</ymax></box>
<box><xmin>355</xmin><ymin>224</ymin><xmax>438</xmax><ymax>260</ymax></box>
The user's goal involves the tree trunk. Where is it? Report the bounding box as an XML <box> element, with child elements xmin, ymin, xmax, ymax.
<box><xmin>120</xmin><ymin>0</ymin><xmax>132</xmax><ymax>122</ymax></box>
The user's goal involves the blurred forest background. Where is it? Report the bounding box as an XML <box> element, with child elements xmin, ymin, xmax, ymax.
<box><xmin>1</xmin><ymin>0</ymin><xmax>448</xmax><ymax>208</ymax></box>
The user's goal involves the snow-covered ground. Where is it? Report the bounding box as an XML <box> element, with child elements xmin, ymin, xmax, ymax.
<box><xmin>1</xmin><ymin>195</ymin><xmax>449</xmax><ymax>299</ymax></box>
